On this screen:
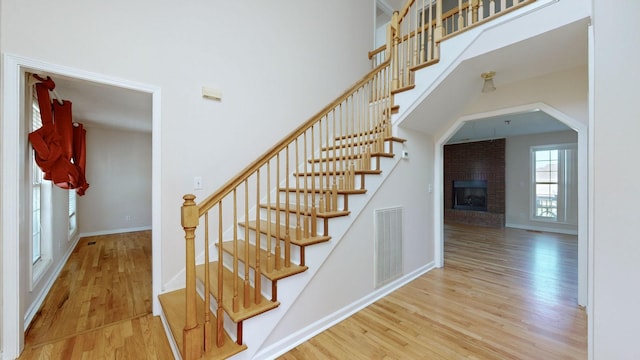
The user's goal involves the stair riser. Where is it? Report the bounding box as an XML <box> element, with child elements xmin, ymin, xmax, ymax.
<box><xmin>260</xmin><ymin>199</ymin><xmax>347</xmax><ymax>218</ymax></box>
<box><xmin>235</xmin><ymin>226</ymin><xmax>305</xmax><ymax>262</ymax></box>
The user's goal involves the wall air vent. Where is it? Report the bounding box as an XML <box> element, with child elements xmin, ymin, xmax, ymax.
<box><xmin>374</xmin><ymin>206</ymin><xmax>403</xmax><ymax>288</ymax></box>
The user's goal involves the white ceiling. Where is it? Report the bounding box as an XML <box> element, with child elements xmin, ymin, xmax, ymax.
<box><xmin>46</xmin><ymin>5</ymin><xmax>587</xmax><ymax>141</ymax></box>
<box><xmin>401</xmin><ymin>18</ymin><xmax>588</xmax><ymax>142</ymax></box>
<box><xmin>41</xmin><ymin>73</ymin><xmax>152</xmax><ymax>133</ymax></box>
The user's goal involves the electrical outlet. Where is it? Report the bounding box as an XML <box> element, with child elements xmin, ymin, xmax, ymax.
<box><xmin>401</xmin><ymin>150</ymin><xmax>409</xmax><ymax>159</ymax></box>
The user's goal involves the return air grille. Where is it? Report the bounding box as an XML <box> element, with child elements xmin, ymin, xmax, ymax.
<box><xmin>374</xmin><ymin>206</ymin><xmax>403</xmax><ymax>288</ymax></box>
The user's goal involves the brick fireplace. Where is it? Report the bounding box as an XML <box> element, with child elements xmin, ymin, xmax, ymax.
<box><xmin>444</xmin><ymin>139</ymin><xmax>505</xmax><ymax>227</ymax></box>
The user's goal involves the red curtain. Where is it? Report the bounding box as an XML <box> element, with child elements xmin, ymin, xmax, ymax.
<box><xmin>29</xmin><ymin>75</ymin><xmax>89</xmax><ymax>195</ymax></box>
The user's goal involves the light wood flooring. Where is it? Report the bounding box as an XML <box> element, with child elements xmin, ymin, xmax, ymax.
<box><xmin>19</xmin><ymin>231</ymin><xmax>173</xmax><ymax>360</ymax></box>
<box><xmin>18</xmin><ymin>224</ymin><xmax>587</xmax><ymax>359</ymax></box>
<box><xmin>280</xmin><ymin>223</ymin><xmax>587</xmax><ymax>359</ymax></box>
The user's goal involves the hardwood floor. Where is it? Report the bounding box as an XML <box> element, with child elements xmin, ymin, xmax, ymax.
<box><xmin>280</xmin><ymin>223</ymin><xmax>587</xmax><ymax>359</ymax></box>
<box><xmin>18</xmin><ymin>225</ymin><xmax>587</xmax><ymax>359</ymax></box>
<box><xmin>19</xmin><ymin>231</ymin><xmax>173</xmax><ymax>360</ymax></box>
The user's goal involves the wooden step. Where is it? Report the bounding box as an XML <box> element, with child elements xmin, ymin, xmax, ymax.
<box><xmin>244</xmin><ymin>219</ymin><xmax>331</xmax><ymax>247</ymax></box>
<box><xmin>308</xmin><ymin>152</ymin><xmax>395</xmax><ymax>163</ymax></box>
<box><xmin>279</xmin><ymin>187</ymin><xmax>366</xmax><ymax>196</ymax></box>
<box><xmin>220</xmin><ymin>240</ymin><xmax>308</xmax><ymax>281</ymax></box>
<box><xmin>159</xmin><ymin>289</ymin><xmax>246</xmax><ymax>359</ymax></box>
<box><xmin>195</xmin><ymin>262</ymin><xmax>280</xmax><ymax>323</ymax></box>
<box><xmin>294</xmin><ymin>169</ymin><xmax>381</xmax><ymax>176</ymax></box>
<box><xmin>321</xmin><ymin>137</ymin><xmax>380</xmax><ymax>151</ymax></box>
<box><xmin>260</xmin><ymin>202</ymin><xmax>350</xmax><ymax>219</ymax></box>
<box><xmin>391</xmin><ymin>83</ymin><xmax>416</xmax><ymax>95</ymax></box>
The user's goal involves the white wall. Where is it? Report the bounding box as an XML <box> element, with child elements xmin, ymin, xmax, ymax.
<box><xmin>451</xmin><ymin>66</ymin><xmax>588</xmax><ymax>138</ymax></box>
<box><xmin>262</xmin><ymin>128</ymin><xmax>434</xmax><ymax>352</ymax></box>
<box><xmin>592</xmin><ymin>0</ymin><xmax>640</xmax><ymax>358</ymax></box>
<box><xmin>78</xmin><ymin>127</ymin><xmax>152</xmax><ymax>235</ymax></box>
<box><xmin>0</xmin><ymin>0</ymin><xmax>374</xmax><ymax>295</ymax></box>
<box><xmin>505</xmin><ymin>131</ymin><xmax>578</xmax><ymax>234</ymax></box>
<box><xmin>1</xmin><ymin>1</ymin><xmax>375</xmax><ymax>357</ymax></box>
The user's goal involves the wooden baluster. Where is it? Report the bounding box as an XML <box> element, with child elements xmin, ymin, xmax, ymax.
<box><xmin>420</xmin><ymin>0</ymin><xmax>426</xmax><ymax>63</ymax></box>
<box><xmin>285</xmin><ymin>145</ymin><xmax>291</xmax><ymax>267</ymax></box>
<box><xmin>428</xmin><ymin>0</ymin><xmax>434</xmax><ymax>61</ymax></box>
<box><xmin>413</xmin><ymin>3</ymin><xmax>418</xmax><ymax>67</ymax></box>
<box><xmin>254</xmin><ymin>170</ymin><xmax>261</xmax><ymax>305</ymax></box>
<box><xmin>325</xmin><ymin>114</ymin><xmax>330</xmax><ymax>191</ymax></box>
<box><xmin>303</xmin><ymin>132</ymin><xmax>309</xmax><ymax>224</ymax></box>
<box><xmin>404</xmin><ymin>15</ymin><xmax>410</xmax><ymax>87</ymax></box>
<box><xmin>266</xmin><ymin>161</ymin><xmax>273</xmax><ymax>273</ymax></box>
<box><xmin>333</xmin><ymin>101</ymin><xmax>344</xmax><ymax>191</ymax></box>
<box><xmin>275</xmin><ymin>154</ymin><xmax>281</xmax><ymax>271</ymax></box>
<box><xmin>216</xmin><ymin>203</ymin><xmax>224</xmax><ymax>347</ymax></box>
<box><xmin>181</xmin><ymin>194</ymin><xmax>201</xmax><ymax>360</ymax></box>
<box><xmin>435</xmin><ymin>0</ymin><xmax>443</xmax><ymax>58</ymax></box>
<box><xmin>295</xmin><ymin>139</ymin><xmax>302</xmax><ymax>244</ymax></box>
<box><xmin>243</xmin><ymin>181</ymin><xmax>250</xmax><ymax>308</ymax></box>
<box><xmin>391</xmin><ymin>11</ymin><xmax>400</xmax><ymax>91</ymax></box>
<box><xmin>232</xmin><ymin>189</ymin><xmax>239</xmax><ymax>312</ymax></box>
<box><xmin>339</xmin><ymin>103</ymin><xmax>345</xmax><ymax>190</ymax></box>
<box><xmin>458</xmin><ymin>0</ymin><xmax>464</xmax><ymax>30</ymax></box>
<box><xmin>332</xmin><ymin>107</ymin><xmax>342</xmax><ymax>193</ymax></box>
<box><xmin>489</xmin><ymin>0</ymin><xmax>495</xmax><ymax>16</ymax></box>
<box><xmin>203</xmin><ymin>213</ymin><xmax>211</xmax><ymax>351</ymax></box>
<box><xmin>472</xmin><ymin>0</ymin><xmax>480</xmax><ymax>23</ymax></box>
<box><xmin>310</xmin><ymin>125</ymin><xmax>316</xmax><ymax>226</ymax></box>
<box><xmin>501</xmin><ymin>0</ymin><xmax>506</xmax><ymax>13</ymax></box>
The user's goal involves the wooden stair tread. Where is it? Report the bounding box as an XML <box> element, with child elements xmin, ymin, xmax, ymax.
<box><xmin>195</xmin><ymin>262</ymin><xmax>280</xmax><ymax>323</ymax></box>
<box><xmin>336</xmin><ymin>129</ymin><xmax>406</xmax><ymax>143</ymax></box>
<box><xmin>260</xmin><ymin>203</ymin><xmax>350</xmax><ymax>218</ymax></box>
<box><xmin>220</xmin><ymin>240</ymin><xmax>308</xmax><ymax>281</ymax></box>
<box><xmin>158</xmin><ymin>289</ymin><xmax>246</xmax><ymax>359</ymax></box>
<box><xmin>391</xmin><ymin>83</ymin><xmax>416</xmax><ymax>95</ymax></box>
<box><xmin>308</xmin><ymin>152</ymin><xmax>395</xmax><ymax>162</ymax></box>
<box><xmin>279</xmin><ymin>187</ymin><xmax>366</xmax><ymax>195</ymax></box>
<box><xmin>294</xmin><ymin>169</ymin><xmax>382</xmax><ymax>176</ymax></box>
<box><xmin>244</xmin><ymin>220</ymin><xmax>331</xmax><ymax>246</ymax></box>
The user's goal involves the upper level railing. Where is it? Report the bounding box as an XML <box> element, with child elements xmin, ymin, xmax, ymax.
<box><xmin>179</xmin><ymin>0</ymin><xmax>536</xmax><ymax>358</ymax></box>
<box><xmin>371</xmin><ymin>0</ymin><xmax>535</xmax><ymax>90</ymax></box>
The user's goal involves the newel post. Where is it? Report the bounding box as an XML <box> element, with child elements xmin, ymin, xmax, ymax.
<box><xmin>182</xmin><ymin>194</ymin><xmax>202</xmax><ymax>359</ymax></box>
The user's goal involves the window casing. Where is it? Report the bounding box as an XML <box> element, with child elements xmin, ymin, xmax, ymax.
<box><xmin>531</xmin><ymin>144</ymin><xmax>576</xmax><ymax>223</ymax></box>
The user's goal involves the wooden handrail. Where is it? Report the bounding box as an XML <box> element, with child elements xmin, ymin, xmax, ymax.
<box><xmin>368</xmin><ymin>45</ymin><xmax>386</xmax><ymax>60</ymax></box>
<box><xmin>177</xmin><ymin>0</ymin><xmax>540</xmax><ymax>357</ymax></box>
<box><xmin>196</xmin><ymin>59</ymin><xmax>391</xmax><ymax>215</ymax></box>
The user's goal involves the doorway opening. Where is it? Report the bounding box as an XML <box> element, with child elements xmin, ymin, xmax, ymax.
<box><xmin>1</xmin><ymin>54</ymin><xmax>162</xmax><ymax>359</ymax></box>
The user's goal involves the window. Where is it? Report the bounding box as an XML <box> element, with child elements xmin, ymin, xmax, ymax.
<box><xmin>31</xmin><ymin>101</ymin><xmax>43</xmax><ymax>264</ymax></box>
<box><xmin>69</xmin><ymin>190</ymin><xmax>77</xmax><ymax>236</ymax></box>
<box><xmin>531</xmin><ymin>144</ymin><xmax>576</xmax><ymax>223</ymax></box>
<box><xmin>32</xmin><ymin>157</ymin><xmax>43</xmax><ymax>264</ymax></box>
<box><xmin>30</xmin><ymin>89</ymin><xmax>52</xmax><ymax>288</ymax></box>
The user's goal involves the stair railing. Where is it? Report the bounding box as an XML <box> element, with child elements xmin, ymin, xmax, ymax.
<box><xmin>180</xmin><ymin>54</ymin><xmax>394</xmax><ymax>359</ymax></box>
<box><xmin>178</xmin><ymin>0</ymin><xmax>538</xmax><ymax>358</ymax></box>
<box><xmin>376</xmin><ymin>0</ymin><xmax>535</xmax><ymax>92</ymax></box>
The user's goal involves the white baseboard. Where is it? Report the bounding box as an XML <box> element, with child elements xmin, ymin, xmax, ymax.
<box><xmin>159</xmin><ymin>311</ymin><xmax>182</xmax><ymax>360</ymax></box>
<box><xmin>253</xmin><ymin>261</ymin><xmax>436</xmax><ymax>360</ymax></box>
<box><xmin>23</xmin><ymin>234</ymin><xmax>82</xmax><ymax>329</ymax></box>
<box><xmin>506</xmin><ymin>223</ymin><xmax>578</xmax><ymax>235</ymax></box>
<box><xmin>79</xmin><ymin>226</ymin><xmax>152</xmax><ymax>238</ymax></box>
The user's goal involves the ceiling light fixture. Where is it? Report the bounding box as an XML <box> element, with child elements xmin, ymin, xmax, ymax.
<box><xmin>481</xmin><ymin>71</ymin><xmax>496</xmax><ymax>93</ymax></box>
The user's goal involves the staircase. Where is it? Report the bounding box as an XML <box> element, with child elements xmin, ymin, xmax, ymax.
<box><xmin>158</xmin><ymin>0</ymin><xmax>536</xmax><ymax>358</ymax></box>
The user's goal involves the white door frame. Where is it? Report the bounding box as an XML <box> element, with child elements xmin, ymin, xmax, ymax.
<box><xmin>1</xmin><ymin>54</ymin><xmax>162</xmax><ymax>359</ymax></box>
<box><xmin>433</xmin><ymin>102</ymin><xmax>588</xmax><ymax>308</ymax></box>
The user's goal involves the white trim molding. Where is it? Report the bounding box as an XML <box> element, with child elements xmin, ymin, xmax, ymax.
<box><xmin>1</xmin><ymin>53</ymin><xmax>162</xmax><ymax>358</ymax></box>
